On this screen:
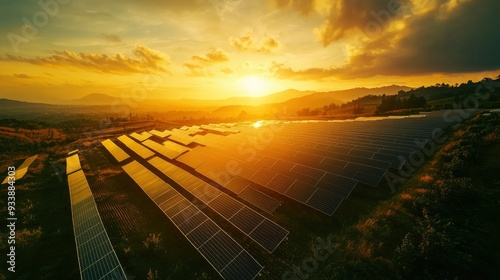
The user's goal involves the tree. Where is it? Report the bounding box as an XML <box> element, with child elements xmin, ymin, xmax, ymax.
<box><xmin>353</xmin><ymin>104</ymin><xmax>364</xmax><ymax>114</ymax></box>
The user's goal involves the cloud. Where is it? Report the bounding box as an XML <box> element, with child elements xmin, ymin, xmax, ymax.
<box><xmin>13</xmin><ymin>73</ymin><xmax>33</xmax><ymax>79</ymax></box>
<box><xmin>101</xmin><ymin>33</ymin><xmax>123</xmax><ymax>43</ymax></box>
<box><xmin>316</xmin><ymin>0</ymin><xmax>411</xmax><ymax>46</ymax></box>
<box><xmin>271</xmin><ymin>0</ymin><xmax>316</xmax><ymax>15</ymax></box>
<box><xmin>184</xmin><ymin>48</ymin><xmax>229</xmax><ymax>77</ymax></box>
<box><xmin>271</xmin><ymin>0</ymin><xmax>500</xmax><ymax>79</ymax></box>
<box><xmin>339</xmin><ymin>0</ymin><xmax>500</xmax><ymax>78</ymax></box>
<box><xmin>192</xmin><ymin>48</ymin><xmax>229</xmax><ymax>64</ymax></box>
<box><xmin>220</xmin><ymin>67</ymin><xmax>234</xmax><ymax>74</ymax></box>
<box><xmin>269</xmin><ymin>62</ymin><xmax>341</xmax><ymax>80</ymax></box>
<box><xmin>184</xmin><ymin>63</ymin><xmax>212</xmax><ymax>77</ymax></box>
<box><xmin>229</xmin><ymin>29</ymin><xmax>282</xmax><ymax>53</ymax></box>
<box><xmin>2</xmin><ymin>44</ymin><xmax>170</xmax><ymax>75</ymax></box>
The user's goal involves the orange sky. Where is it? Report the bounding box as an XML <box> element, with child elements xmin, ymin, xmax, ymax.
<box><xmin>0</xmin><ymin>0</ymin><xmax>499</xmax><ymax>103</ymax></box>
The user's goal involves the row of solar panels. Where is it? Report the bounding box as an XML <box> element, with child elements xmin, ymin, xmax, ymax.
<box><xmin>100</xmin><ymin>139</ymin><xmax>287</xmax><ymax>279</ymax></box>
<box><xmin>122</xmin><ymin>160</ymin><xmax>263</xmax><ymax>280</ymax></box>
<box><xmin>148</xmin><ymin>157</ymin><xmax>289</xmax><ymax>252</ymax></box>
<box><xmin>66</xmin><ymin>154</ymin><xmax>127</xmax><ymax>280</ymax></box>
<box><xmin>107</xmin><ymin>134</ymin><xmax>283</xmax><ymax>215</ymax></box>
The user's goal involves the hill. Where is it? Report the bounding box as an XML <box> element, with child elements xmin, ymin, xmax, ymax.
<box><xmin>327</xmin><ymin>85</ymin><xmax>412</xmax><ymax>102</ymax></box>
<box><xmin>0</xmin><ymin>99</ymin><xmax>56</xmax><ymax>110</ymax></box>
<box><xmin>223</xmin><ymin>89</ymin><xmax>314</xmax><ymax>106</ymax></box>
<box><xmin>66</xmin><ymin>93</ymin><xmax>120</xmax><ymax>105</ymax></box>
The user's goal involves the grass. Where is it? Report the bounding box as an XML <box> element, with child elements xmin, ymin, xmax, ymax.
<box><xmin>310</xmin><ymin>113</ymin><xmax>500</xmax><ymax>279</ymax></box>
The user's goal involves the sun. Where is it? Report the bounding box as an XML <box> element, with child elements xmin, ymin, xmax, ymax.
<box><xmin>240</xmin><ymin>76</ymin><xmax>268</xmax><ymax>97</ymax></box>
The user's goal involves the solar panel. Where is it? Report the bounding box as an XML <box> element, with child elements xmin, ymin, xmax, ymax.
<box><xmin>199</xmin><ymin>231</ymin><xmax>241</xmax><ymax>271</ymax></box>
<box><xmin>285</xmin><ymin>180</ymin><xmax>317</xmax><ymax>203</ymax></box>
<box><xmin>163</xmin><ymin>140</ymin><xmax>191</xmax><ymax>154</ymax></box>
<box><xmin>238</xmin><ymin>187</ymin><xmax>280</xmax><ymax>214</ymax></box>
<box><xmin>306</xmin><ymin>190</ymin><xmax>344</xmax><ymax>215</ymax></box>
<box><xmin>121</xmin><ymin>160</ymin><xmax>262</xmax><ymax>280</ymax></box>
<box><xmin>229</xmin><ymin>207</ymin><xmax>265</xmax><ymax>234</ymax></box>
<box><xmin>1</xmin><ymin>155</ymin><xmax>37</xmax><ymax>184</ymax></box>
<box><xmin>148</xmin><ymin>157</ymin><xmax>289</xmax><ymax>253</ymax></box>
<box><xmin>117</xmin><ymin>135</ymin><xmax>155</xmax><ymax>159</ymax></box>
<box><xmin>142</xmin><ymin>139</ymin><xmax>187</xmax><ymax>159</ymax></box>
<box><xmin>208</xmin><ymin>193</ymin><xmax>243</xmax><ymax>219</ymax></box>
<box><xmin>130</xmin><ymin>131</ymin><xmax>152</xmax><ymax>142</ymax></box>
<box><xmin>66</xmin><ymin>154</ymin><xmax>82</xmax><ymax>175</ymax></box>
<box><xmin>67</xmin><ymin>169</ymin><xmax>127</xmax><ymax>280</ymax></box>
<box><xmin>149</xmin><ymin>129</ymin><xmax>171</xmax><ymax>139</ymax></box>
<box><xmin>168</xmin><ymin>131</ymin><xmax>196</xmax><ymax>146</ymax></box>
<box><xmin>101</xmin><ymin>139</ymin><xmax>130</xmax><ymax>163</ymax></box>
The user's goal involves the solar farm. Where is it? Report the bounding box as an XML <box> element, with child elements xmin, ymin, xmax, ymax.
<box><xmin>67</xmin><ymin>111</ymin><xmax>466</xmax><ymax>279</ymax></box>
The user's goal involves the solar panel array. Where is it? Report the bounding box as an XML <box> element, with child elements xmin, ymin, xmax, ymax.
<box><xmin>67</xmin><ymin>156</ymin><xmax>127</xmax><ymax>280</ymax></box>
<box><xmin>173</xmin><ymin>111</ymin><xmax>458</xmax><ymax>216</ymax></box>
<box><xmin>176</xmin><ymin>145</ymin><xmax>344</xmax><ymax>215</ymax></box>
<box><xmin>176</xmin><ymin>147</ymin><xmax>281</xmax><ymax>214</ymax></box>
<box><xmin>1</xmin><ymin>155</ymin><xmax>38</xmax><ymax>184</ymax></box>
<box><xmin>117</xmin><ymin>135</ymin><xmax>155</xmax><ymax>159</ymax></box>
<box><xmin>101</xmin><ymin>139</ymin><xmax>130</xmax><ymax>163</ymax></box>
<box><xmin>94</xmin><ymin>111</ymin><xmax>467</xmax><ymax>279</ymax></box>
<box><xmin>148</xmin><ymin>157</ymin><xmax>289</xmax><ymax>252</ymax></box>
<box><xmin>122</xmin><ymin>160</ymin><xmax>263</xmax><ymax>280</ymax></box>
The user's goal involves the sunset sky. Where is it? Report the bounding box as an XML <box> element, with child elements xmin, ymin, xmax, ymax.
<box><xmin>0</xmin><ymin>0</ymin><xmax>499</xmax><ymax>103</ymax></box>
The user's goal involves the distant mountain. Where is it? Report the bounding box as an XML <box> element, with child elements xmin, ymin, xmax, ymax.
<box><xmin>208</xmin><ymin>86</ymin><xmax>409</xmax><ymax>117</ymax></box>
<box><xmin>223</xmin><ymin>89</ymin><xmax>314</xmax><ymax>106</ymax></box>
<box><xmin>67</xmin><ymin>86</ymin><xmax>409</xmax><ymax>109</ymax></box>
<box><xmin>66</xmin><ymin>93</ymin><xmax>119</xmax><ymax>105</ymax></box>
<box><xmin>0</xmin><ymin>99</ymin><xmax>56</xmax><ymax>110</ymax></box>
<box><xmin>278</xmin><ymin>93</ymin><xmax>344</xmax><ymax>112</ymax></box>
<box><xmin>327</xmin><ymin>85</ymin><xmax>413</xmax><ymax>102</ymax></box>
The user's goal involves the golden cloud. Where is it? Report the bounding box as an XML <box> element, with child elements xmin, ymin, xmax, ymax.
<box><xmin>272</xmin><ymin>0</ymin><xmax>500</xmax><ymax>79</ymax></box>
<box><xmin>3</xmin><ymin>44</ymin><xmax>170</xmax><ymax>75</ymax></box>
<box><xmin>229</xmin><ymin>30</ymin><xmax>282</xmax><ymax>54</ymax></box>
<box><xmin>184</xmin><ymin>48</ymin><xmax>230</xmax><ymax>77</ymax></box>
<box><xmin>13</xmin><ymin>73</ymin><xmax>33</xmax><ymax>79</ymax></box>
<box><xmin>101</xmin><ymin>33</ymin><xmax>123</xmax><ymax>43</ymax></box>
<box><xmin>272</xmin><ymin>0</ymin><xmax>316</xmax><ymax>16</ymax></box>
<box><xmin>192</xmin><ymin>48</ymin><xmax>230</xmax><ymax>64</ymax></box>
